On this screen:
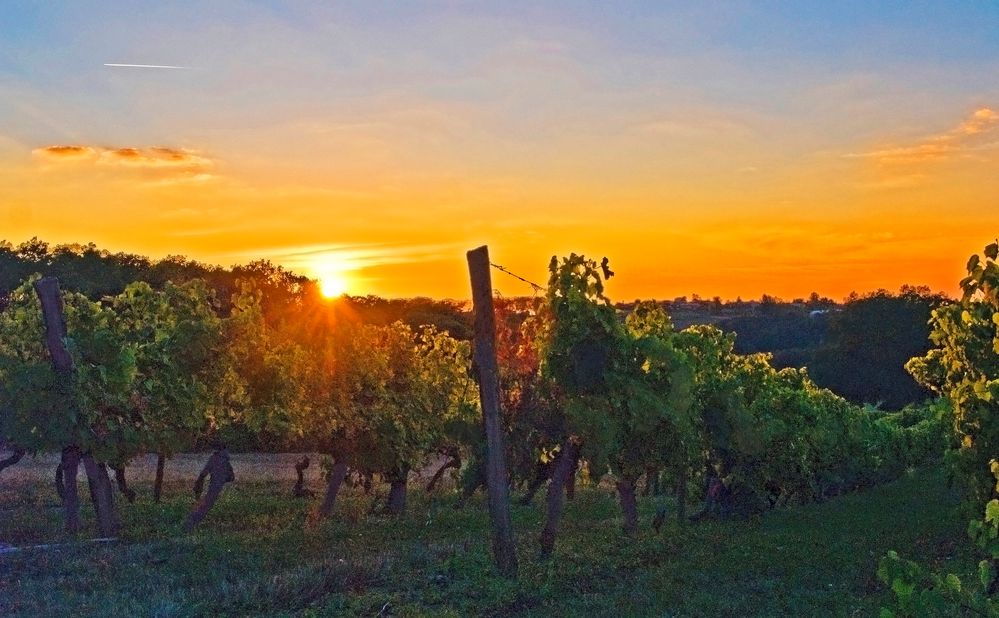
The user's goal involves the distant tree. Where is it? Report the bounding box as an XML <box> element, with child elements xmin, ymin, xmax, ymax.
<box><xmin>809</xmin><ymin>287</ymin><xmax>950</xmax><ymax>409</ymax></box>
<box><xmin>719</xmin><ymin>303</ymin><xmax>825</xmax><ymax>361</ymax></box>
<box><xmin>759</xmin><ymin>294</ymin><xmax>782</xmax><ymax>316</ymax></box>
<box><xmin>339</xmin><ymin>296</ymin><xmax>472</xmax><ymax>340</ymax></box>
<box><xmin>807</xmin><ymin>291</ymin><xmax>835</xmax><ymax>309</ymax></box>
<box><xmin>15</xmin><ymin>237</ymin><xmax>50</xmax><ymax>263</ymax></box>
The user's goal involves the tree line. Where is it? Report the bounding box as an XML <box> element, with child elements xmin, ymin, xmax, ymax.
<box><xmin>0</xmin><ymin>246</ymin><xmax>944</xmax><ymax>563</ymax></box>
<box><xmin>3</xmin><ymin>237</ymin><xmax>948</xmax><ymax>413</ymax></box>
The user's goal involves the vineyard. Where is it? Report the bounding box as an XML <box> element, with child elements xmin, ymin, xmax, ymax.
<box><xmin>1</xmin><ymin>242</ymin><xmax>998</xmax><ymax>616</ymax></box>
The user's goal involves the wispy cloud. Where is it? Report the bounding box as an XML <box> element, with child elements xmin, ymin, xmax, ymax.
<box><xmin>234</xmin><ymin>241</ymin><xmax>462</xmax><ymax>276</ymax></box>
<box><xmin>101</xmin><ymin>147</ymin><xmax>212</xmax><ymax>169</ymax></box>
<box><xmin>104</xmin><ymin>63</ymin><xmax>193</xmax><ymax>70</ymax></box>
<box><xmin>33</xmin><ymin>144</ymin><xmax>214</xmax><ymax>170</ymax></box>
<box><xmin>143</xmin><ymin>172</ymin><xmax>218</xmax><ymax>188</ymax></box>
<box><xmin>846</xmin><ymin>106</ymin><xmax>999</xmax><ymax>165</ymax></box>
<box><xmin>957</xmin><ymin>107</ymin><xmax>999</xmax><ymax>135</ymax></box>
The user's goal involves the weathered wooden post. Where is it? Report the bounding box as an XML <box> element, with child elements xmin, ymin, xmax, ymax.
<box><xmin>183</xmin><ymin>446</ymin><xmax>234</xmax><ymax>532</ymax></box>
<box><xmin>466</xmin><ymin>246</ymin><xmax>518</xmax><ymax>578</ymax></box>
<box><xmin>34</xmin><ymin>276</ymin><xmax>118</xmax><ymax>536</ymax></box>
<box><xmin>292</xmin><ymin>456</ymin><xmax>315</xmax><ymax>498</ymax></box>
<box><xmin>539</xmin><ymin>437</ymin><xmax>580</xmax><ymax>558</ymax></box>
<box><xmin>153</xmin><ymin>453</ymin><xmax>166</xmax><ymax>503</ymax></box>
<box><xmin>113</xmin><ymin>465</ymin><xmax>136</xmax><ymax>503</ymax></box>
<box><xmin>81</xmin><ymin>453</ymin><xmax>118</xmax><ymax>535</ymax></box>
<box><xmin>315</xmin><ymin>437</ymin><xmax>350</xmax><ymax>520</ymax></box>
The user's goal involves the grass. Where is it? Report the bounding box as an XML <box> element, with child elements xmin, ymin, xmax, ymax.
<box><xmin>0</xmin><ymin>455</ymin><xmax>980</xmax><ymax>617</ymax></box>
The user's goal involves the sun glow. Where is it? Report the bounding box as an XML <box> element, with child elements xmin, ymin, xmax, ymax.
<box><xmin>319</xmin><ymin>272</ymin><xmax>349</xmax><ymax>298</ymax></box>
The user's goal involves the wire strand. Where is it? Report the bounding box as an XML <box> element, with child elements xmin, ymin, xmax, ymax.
<box><xmin>489</xmin><ymin>262</ymin><xmax>544</xmax><ymax>294</ymax></box>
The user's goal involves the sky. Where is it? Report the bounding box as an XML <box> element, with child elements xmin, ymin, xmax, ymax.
<box><xmin>1</xmin><ymin>1</ymin><xmax>998</xmax><ymax>300</ymax></box>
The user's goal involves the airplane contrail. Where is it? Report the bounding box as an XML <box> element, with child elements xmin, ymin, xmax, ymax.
<box><xmin>104</xmin><ymin>63</ymin><xmax>193</xmax><ymax>69</ymax></box>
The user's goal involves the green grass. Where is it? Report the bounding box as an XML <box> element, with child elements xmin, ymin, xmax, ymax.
<box><xmin>0</xmin><ymin>461</ymin><xmax>979</xmax><ymax>617</ymax></box>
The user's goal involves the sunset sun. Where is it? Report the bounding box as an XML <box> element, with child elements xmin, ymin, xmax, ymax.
<box><xmin>319</xmin><ymin>272</ymin><xmax>348</xmax><ymax>298</ymax></box>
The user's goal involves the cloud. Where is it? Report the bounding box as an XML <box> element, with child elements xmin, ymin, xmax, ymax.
<box><xmin>103</xmin><ymin>63</ymin><xmax>192</xmax><ymax>70</ymax></box>
<box><xmin>143</xmin><ymin>172</ymin><xmax>219</xmax><ymax>188</ymax></box>
<box><xmin>856</xmin><ymin>173</ymin><xmax>928</xmax><ymax>190</ymax></box>
<box><xmin>32</xmin><ymin>145</ymin><xmax>99</xmax><ymax>161</ymax></box>
<box><xmin>846</xmin><ymin>107</ymin><xmax>999</xmax><ymax>165</ymax></box>
<box><xmin>33</xmin><ymin>145</ymin><xmax>214</xmax><ymax>170</ymax></box>
<box><xmin>100</xmin><ymin>147</ymin><xmax>213</xmax><ymax>169</ymax></box>
<box><xmin>251</xmin><ymin>241</ymin><xmax>461</xmax><ymax>273</ymax></box>
<box><xmin>847</xmin><ymin>142</ymin><xmax>955</xmax><ymax>164</ymax></box>
<box><xmin>697</xmin><ymin>223</ymin><xmax>917</xmax><ymax>274</ymax></box>
<box><xmin>957</xmin><ymin>107</ymin><xmax>999</xmax><ymax>135</ymax></box>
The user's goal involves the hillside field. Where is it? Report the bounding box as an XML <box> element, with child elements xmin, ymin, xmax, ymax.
<box><xmin>0</xmin><ymin>455</ymin><xmax>977</xmax><ymax>617</ymax></box>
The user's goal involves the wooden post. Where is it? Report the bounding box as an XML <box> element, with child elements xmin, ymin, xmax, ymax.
<box><xmin>467</xmin><ymin>246</ymin><xmax>518</xmax><ymax>578</ymax></box>
<box><xmin>34</xmin><ymin>276</ymin><xmax>117</xmax><ymax>536</ymax></box>
<box><xmin>316</xmin><ymin>459</ymin><xmax>349</xmax><ymax>518</ymax></box>
<box><xmin>540</xmin><ymin>438</ymin><xmax>579</xmax><ymax>558</ymax></box>
<box><xmin>183</xmin><ymin>448</ymin><xmax>234</xmax><ymax>532</ymax></box>
<box><xmin>82</xmin><ymin>454</ymin><xmax>119</xmax><ymax>536</ymax></box>
<box><xmin>34</xmin><ymin>277</ymin><xmax>81</xmax><ymax>534</ymax></box>
<box><xmin>113</xmin><ymin>464</ymin><xmax>136</xmax><ymax>503</ymax></box>
<box><xmin>316</xmin><ymin>439</ymin><xmax>350</xmax><ymax>519</ymax></box>
<box><xmin>153</xmin><ymin>453</ymin><xmax>166</xmax><ymax>503</ymax></box>
<box><xmin>33</xmin><ymin>277</ymin><xmax>73</xmax><ymax>373</ymax></box>
<box><xmin>59</xmin><ymin>446</ymin><xmax>82</xmax><ymax>534</ymax></box>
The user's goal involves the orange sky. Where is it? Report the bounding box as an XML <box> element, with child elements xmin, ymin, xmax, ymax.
<box><xmin>2</xmin><ymin>4</ymin><xmax>998</xmax><ymax>301</ymax></box>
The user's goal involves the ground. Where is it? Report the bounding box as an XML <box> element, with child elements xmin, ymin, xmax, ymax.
<box><xmin>0</xmin><ymin>454</ymin><xmax>979</xmax><ymax>617</ymax></box>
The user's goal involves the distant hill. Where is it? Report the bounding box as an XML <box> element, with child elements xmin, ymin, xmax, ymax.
<box><xmin>617</xmin><ymin>287</ymin><xmax>948</xmax><ymax>411</ymax></box>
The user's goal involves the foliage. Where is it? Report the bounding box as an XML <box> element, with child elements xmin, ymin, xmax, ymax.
<box><xmin>880</xmin><ymin>240</ymin><xmax>999</xmax><ymax>616</ymax></box>
<box><xmin>293</xmin><ymin>318</ymin><xmax>477</xmax><ymax>480</ymax></box>
<box><xmin>907</xmin><ymin>241</ymin><xmax>999</xmax><ymax>508</ymax></box>
<box><xmin>493</xmin><ymin>296</ymin><xmax>563</xmax><ymax>486</ymax></box>
<box><xmin>879</xmin><ymin>462</ymin><xmax>999</xmax><ymax>617</ymax></box>
<box><xmin>0</xmin><ymin>243</ymin><xmax>955</xmax><ymax>580</ymax></box>
<box><xmin>109</xmin><ymin>280</ymin><xmax>224</xmax><ymax>457</ymax></box>
<box><xmin>624</xmin><ymin>302</ymin><xmax>697</xmax><ymax>483</ymax></box>
<box><xmin>681</xmin><ymin>331</ymin><xmax>944</xmax><ymax>514</ymax></box>
<box><xmin>537</xmin><ymin>254</ymin><xmax>944</xmax><ymax>517</ymax></box>
<box><xmin>217</xmin><ymin>283</ymin><xmax>307</xmax><ymax>444</ymax></box>
<box><xmin>0</xmin><ymin>277</ymin><xmax>139</xmax><ymax>463</ymax></box>
<box><xmin>356</xmin><ymin>322</ymin><xmax>476</xmax><ymax>478</ymax></box>
<box><xmin>0</xmin><ymin>277</ymin><xmax>301</xmax><ymax>465</ymax></box>
<box><xmin>1</xmin><ymin>237</ymin><xmax>472</xmax><ymax>338</ymax></box>
<box><xmin>539</xmin><ymin>255</ymin><xmax>696</xmax><ymax>484</ymax></box>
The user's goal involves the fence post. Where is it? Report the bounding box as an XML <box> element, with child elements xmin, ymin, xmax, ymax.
<box><xmin>466</xmin><ymin>246</ymin><xmax>518</xmax><ymax>578</ymax></box>
<box><xmin>34</xmin><ymin>277</ymin><xmax>117</xmax><ymax>536</ymax></box>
